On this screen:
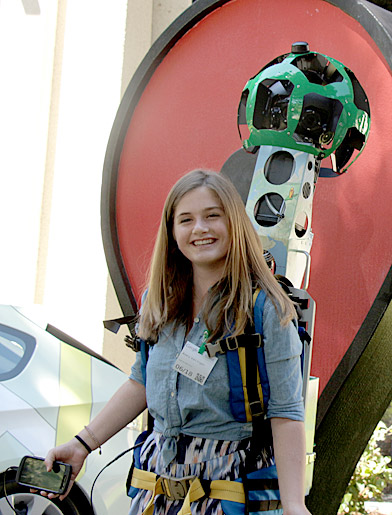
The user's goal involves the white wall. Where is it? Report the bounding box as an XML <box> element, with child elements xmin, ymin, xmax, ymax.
<box><xmin>0</xmin><ymin>0</ymin><xmax>190</xmax><ymax>357</ymax></box>
<box><xmin>41</xmin><ymin>0</ymin><xmax>128</xmax><ymax>351</ymax></box>
<box><xmin>1</xmin><ymin>0</ymin><xmax>129</xmax><ymax>352</ymax></box>
<box><xmin>0</xmin><ymin>0</ymin><xmax>58</xmax><ymax>305</ymax></box>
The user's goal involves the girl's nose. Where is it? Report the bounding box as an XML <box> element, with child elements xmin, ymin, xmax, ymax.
<box><xmin>192</xmin><ymin>217</ymin><xmax>208</xmax><ymax>233</ymax></box>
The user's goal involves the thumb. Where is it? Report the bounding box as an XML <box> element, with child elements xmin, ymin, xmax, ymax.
<box><xmin>44</xmin><ymin>449</ymin><xmax>56</xmax><ymax>472</ymax></box>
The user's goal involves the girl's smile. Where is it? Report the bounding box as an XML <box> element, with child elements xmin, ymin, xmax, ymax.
<box><xmin>192</xmin><ymin>238</ymin><xmax>215</xmax><ymax>246</ymax></box>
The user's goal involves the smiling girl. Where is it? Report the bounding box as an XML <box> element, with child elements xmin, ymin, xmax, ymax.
<box><xmin>43</xmin><ymin>169</ymin><xmax>311</xmax><ymax>515</ymax></box>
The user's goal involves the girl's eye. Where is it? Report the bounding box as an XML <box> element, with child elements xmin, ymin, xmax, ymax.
<box><xmin>208</xmin><ymin>212</ymin><xmax>219</xmax><ymax>218</ymax></box>
<box><xmin>179</xmin><ymin>217</ymin><xmax>192</xmax><ymax>224</ymax></box>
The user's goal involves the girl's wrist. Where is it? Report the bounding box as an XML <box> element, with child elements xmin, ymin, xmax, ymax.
<box><xmin>83</xmin><ymin>425</ymin><xmax>102</xmax><ymax>454</ymax></box>
<box><xmin>74</xmin><ymin>426</ymin><xmax>103</xmax><ymax>455</ymax></box>
<box><xmin>73</xmin><ymin>435</ymin><xmax>91</xmax><ymax>457</ymax></box>
<box><xmin>282</xmin><ymin>502</ymin><xmax>311</xmax><ymax>515</ymax></box>
<box><xmin>74</xmin><ymin>434</ymin><xmax>92</xmax><ymax>454</ymax></box>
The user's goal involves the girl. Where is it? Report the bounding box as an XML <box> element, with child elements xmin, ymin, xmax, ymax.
<box><xmin>44</xmin><ymin>170</ymin><xmax>311</xmax><ymax>515</ymax></box>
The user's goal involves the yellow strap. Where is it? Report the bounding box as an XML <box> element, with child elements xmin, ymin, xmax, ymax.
<box><xmin>209</xmin><ymin>480</ymin><xmax>246</xmax><ymax>503</ymax></box>
<box><xmin>177</xmin><ymin>478</ymin><xmax>206</xmax><ymax>515</ymax></box>
<box><xmin>131</xmin><ymin>467</ymin><xmax>159</xmax><ymax>491</ymax></box>
<box><xmin>238</xmin><ymin>347</ymin><xmax>251</xmax><ymax>422</ymax></box>
<box><xmin>141</xmin><ymin>477</ymin><xmax>164</xmax><ymax>515</ymax></box>
<box><xmin>238</xmin><ymin>288</ymin><xmax>265</xmax><ymax>422</ymax></box>
<box><xmin>253</xmin><ymin>288</ymin><xmax>261</xmax><ymax>304</ymax></box>
<box><xmin>131</xmin><ymin>468</ymin><xmax>246</xmax><ymax>507</ymax></box>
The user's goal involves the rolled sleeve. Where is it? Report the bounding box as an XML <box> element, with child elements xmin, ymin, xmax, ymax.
<box><xmin>129</xmin><ymin>289</ymin><xmax>148</xmax><ymax>386</ymax></box>
<box><xmin>262</xmin><ymin>298</ymin><xmax>304</xmax><ymax>421</ymax></box>
<box><xmin>129</xmin><ymin>350</ymin><xmax>145</xmax><ymax>386</ymax></box>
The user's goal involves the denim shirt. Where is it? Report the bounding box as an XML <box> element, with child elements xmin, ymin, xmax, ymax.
<box><xmin>130</xmin><ymin>296</ymin><xmax>304</xmax><ymax>465</ymax></box>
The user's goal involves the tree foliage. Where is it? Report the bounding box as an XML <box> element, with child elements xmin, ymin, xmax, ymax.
<box><xmin>339</xmin><ymin>422</ymin><xmax>392</xmax><ymax>514</ymax></box>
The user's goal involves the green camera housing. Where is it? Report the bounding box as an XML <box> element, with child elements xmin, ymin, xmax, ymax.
<box><xmin>238</xmin><ymin>42</ymin><xmax>370</xmax><ymax>173</ymax></box>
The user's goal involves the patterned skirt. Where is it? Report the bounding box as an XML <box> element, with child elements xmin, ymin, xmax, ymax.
<box><xmin>128</xmin><ymin>431</ymin><xmax>277</xmax><ymax>515</ymax></box>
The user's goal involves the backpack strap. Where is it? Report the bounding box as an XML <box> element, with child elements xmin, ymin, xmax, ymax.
<box><xmin>253</xmin><ymin>288</ymin><xmax>266</xmax><ymax>334</ymax></box>
<box><xmin>252</xmin><ymin>288</ymin><xmax>270</xmax><ymax>413</ymax></box>
<box><xmin>247</xmin><ymin>290</ymin><xmax>273</xmax><ymax>463</ymax></box>
<box><xmin>215</xmin><ymin>289</ymin><xmax>271</xmax><ymax>425</ymax></box>
<box><xmin>139</xmin><ymin>338</ymin><xmax>150</xmax><ymax>385</ymax></box>
<box><xmin>205</xmin><ymin>333</ymin><xmax>263</xmax><ymax>358</ymax></box>
<box><xmin>245</xmin><ymin>289</ymin><xmax>267</xmax><ymax>420</ymax></box>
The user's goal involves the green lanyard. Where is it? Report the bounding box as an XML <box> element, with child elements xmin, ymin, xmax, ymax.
<box><xmin>198</xmin><ymin>329</ymin><xmax>210</xmax><ymax>355</ymax></box>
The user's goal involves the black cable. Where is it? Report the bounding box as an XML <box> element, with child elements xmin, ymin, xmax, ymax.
<box><xmin>89</xmin><ymin>441</ymin><xmax>144</xmax><ymax>509</ymax></box>
<box><xmin>3</xmin><ymin>467</ymin><xmax>19</xmax><ymax>514</ymax></box>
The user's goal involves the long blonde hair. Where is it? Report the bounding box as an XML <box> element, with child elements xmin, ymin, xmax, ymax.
<box><xmin>137</xmin><ymin>169</ymin><xmax>296</xmax><ymax>342</ymax></box>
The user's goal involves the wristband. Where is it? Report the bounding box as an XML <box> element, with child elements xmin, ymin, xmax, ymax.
<box><xmin>74</xmin><ymin>434</ymin><xmax>92</xmax><ymax>454</ymax></box>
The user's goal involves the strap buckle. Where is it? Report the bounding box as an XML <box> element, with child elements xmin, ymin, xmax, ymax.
<box><xmin>160</xmin><ymin>476</ymin><xmax>195</xmax><ymax>500</ymax></box>
<box><xmin>248</xmin><ymin>400</ymin><xmax>264</xmax><ymax>417</ymax></box>
<box><xmin>204</xmin><ymin>342</ymin><xmax>222</xmax><ymax>358</ymax></box>
<box><xmin>205</xmin><ymin>334</ymin><xmax>263</xmax><ymax>357</ymax></box>
<box><xmin>124</xmin><ymin>334</ymin><xmax>141</xmax><ymax>352</ymax></box>
<box><xmin>225</xmin><ymin>336</ymin><xmax>240</xmax><ymax>351</ymax></box>
<box><xmin>205</xmin><ymin>336</ymin><xmax>239</xmax><ymax>357</ymax></box>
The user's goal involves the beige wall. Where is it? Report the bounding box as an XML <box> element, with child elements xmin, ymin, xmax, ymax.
<box><xmin>103</xmin><ymin>0</ymin><xmax>192</xmax><ymax>373</ymax></box>
<box><xmin>122</xmin><ymin>0</ymin><xmax>192</xmax><ymax>95</ymax></box>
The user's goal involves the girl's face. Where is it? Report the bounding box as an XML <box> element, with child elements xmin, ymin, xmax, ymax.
<box><xmin>173</xmin><ymin>186</ymin><xmax>230</xmax><ymax>275</ymax></box>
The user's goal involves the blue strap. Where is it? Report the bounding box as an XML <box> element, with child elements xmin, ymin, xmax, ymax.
<box><xmin>253</xmin><ymin>290</ymin><xmax>270</xmax><ymax>410</ymax></box>
<box><xmin>140</xmin><ymin>339</ymin><xmax>149</xmax><ymax>385</ymax></box>
<box><xmin>253</xmin><ymin>290</ymin><xmax>267</xmax><ymax>336</ymax></box>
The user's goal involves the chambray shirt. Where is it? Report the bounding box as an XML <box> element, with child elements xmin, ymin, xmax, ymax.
<box><xmin>130</xmin><ymin>296</ymin><xmax>304</xmax><ymax>465</ymax></box>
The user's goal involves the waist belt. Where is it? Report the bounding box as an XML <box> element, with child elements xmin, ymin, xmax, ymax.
<box><xmin>131</xmin><ymin>467</ymin><xmax>282</xmax><ymax>515</ymax></box>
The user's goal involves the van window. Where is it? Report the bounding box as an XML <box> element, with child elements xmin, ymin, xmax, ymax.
<box><xmin>0</xmin><ymin>324</ymin><xmax>35</xmax><ymax>380</ymax></box>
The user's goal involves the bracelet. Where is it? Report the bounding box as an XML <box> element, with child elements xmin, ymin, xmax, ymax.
<box><xmin>74</xmin><ymin>434</ymin><xmax>92</xmax><ymax>454</ymax></box>
<box><xmin>84</xmin><ymin>426</ymin><xmax>102</xmax><ymax>455</ymax></box>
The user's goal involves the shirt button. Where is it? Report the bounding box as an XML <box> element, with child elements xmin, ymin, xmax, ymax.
<box><xmin>194</xmin><ymin>317</ymin><xmax>200</xmax><ymax>323</ymax></box>
<box><xmin>171</xmin><ymin>391</ymin><xmax>175</xmax><ymax>397</ymax></box>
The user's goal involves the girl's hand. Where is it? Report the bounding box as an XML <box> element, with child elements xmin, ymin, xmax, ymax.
<box><xmin>34</xmin><ymin>438</ymin><xmax>89</xmax><ymax>501</ymax></box>
<box><xmin>32</xmin><ymin>379</ymin><xmax>147</xmax><ymax>501</ymax></box>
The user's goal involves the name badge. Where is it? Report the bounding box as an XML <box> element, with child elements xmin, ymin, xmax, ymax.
<box><xmin>173</xmin><ymin>341</ymin><xmax>218</xmax><ymax>385</ymax></box>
